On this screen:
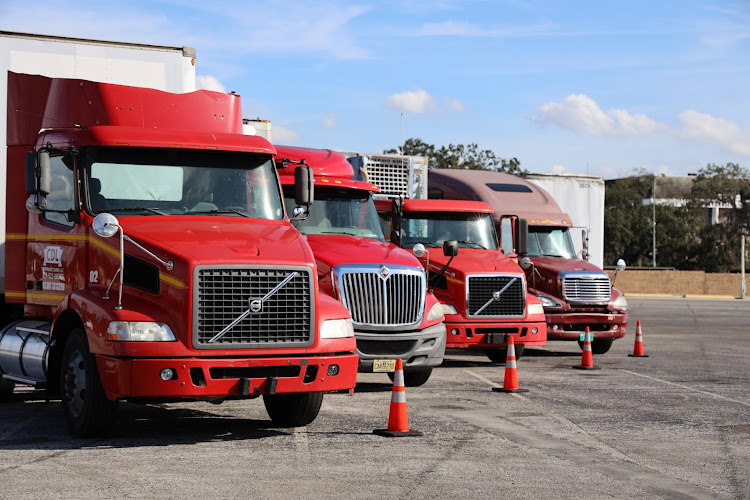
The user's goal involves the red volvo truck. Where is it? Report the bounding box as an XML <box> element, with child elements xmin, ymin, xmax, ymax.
<box><xmin>428</xmin><ymin>169</ymin><xmax>629</xmax><ymax>354</ymax></box>
<box><xmin>275</xmin><ymin>146</ymin><xmax>446</xmax><ymax>386</ymax></box>
<box><xmin>376</xmin><ymin>197</ymin><xmax>547</xmax><ymax>361</ymax></box>
<box><xmin>0</xmin><ymin>72</ymin><xmax>358</xmax><ymax>436</ymax></box>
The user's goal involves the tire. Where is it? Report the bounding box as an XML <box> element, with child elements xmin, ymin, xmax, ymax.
<box><xmin>485</xmin><ymin>345</ymin><xmax>525</xmax><ymax>364</ymax></box>
<box><xmin>0</xmin><ymin>377</ymin><xmax>15</xmax><ymax>402</ymax></box>
<box><xmin>577</xmin><ymin>337</ymin><xmax>614</xmax><ymax>355</ymax></box>
<box><xmin>263</xmin><ymin>392</ymin><xmax>323</xmax><ymax>427</ymax></box>
<box><xmin>388</xmin><ymin>368</ymin><xmax>433</xmax><ymax>387</ymax></box>
<box><xmin>60</xmin><ymin>328</ymin><xmax>117</xmax><ymax>437</ymax></box>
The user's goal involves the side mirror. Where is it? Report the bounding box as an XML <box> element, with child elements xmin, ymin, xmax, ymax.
<box><xmin>412</xmin><ymin>243</ymin><xmax>426</xmax><ymax>258</ymax></box>
<box><xmin>519</xmin><ymin>257</ymin><xmax>533</xmax><ymax>270</ymax></box>
<box><xmin>92</xmin><ymin>213</ymin><xmax>120</xmax><ymax>238</ymax></box>
<box><xmin>443</xmin><ymin>240</ymin><xmax>458</xmax><ymax>257</ymax></box>
<box><xmin>25</xmin><ymin>150</ymin><xmax>51</xmax><ymax>196</ymax></box>
<box><xmin>515</xmin><ymin>218</ymin><xmax>528</xmax><ymax>255</ymax></box>
<box><xmin>294</xmin><ymin>166</ymin><xmax>314</xmax><ymax>206</ymax></box>
<box><xmin>616</xmin><ymin>259</ymin><xmax>626</xmax><ymax>271</ymax></box>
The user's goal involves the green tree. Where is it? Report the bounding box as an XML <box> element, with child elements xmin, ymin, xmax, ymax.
<box><xmin>385</xmin><ymin>138</ymin><xmax>524</xmax><ymax>174</ymax></box>
<box><xmin>687</xmin><ymin>163</ymin><xmax>750</xmax><ymax>272</ymax></box>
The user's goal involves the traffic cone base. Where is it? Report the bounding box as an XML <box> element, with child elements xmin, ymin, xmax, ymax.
<box><xmin>629</xmin><ymin>320</ymin><xmax>649</xmax><ymax>357</ymax></box>
<box><xmin>492</xmin><ymin>386</ymin><xmax>530</xmax><ymax>393</ymax></box>
<box><xmin>373</xmin><ymin>358</ymin><xmax>422</xmax><ymax>438</ymax></box>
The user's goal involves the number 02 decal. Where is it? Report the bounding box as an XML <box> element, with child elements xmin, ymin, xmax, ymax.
<box><xmin>89</xmin><ymin>270</ymin><xmax>99</xmax><ymax>283</ymax></box>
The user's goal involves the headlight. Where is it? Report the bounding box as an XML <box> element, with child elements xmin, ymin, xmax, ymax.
<box><xmin>107</xmin><ymin>321</ymin><xmax>176</xmax><ymax>342</ymax></box>
<box><xmin>613</xmin><ymin>295</ymin><xmax>629</xmax><ymax>309</ymax></box>
<box><xmin>537</xmin><ymin>295</ymin><xmax>563</xmax><ymax>309</ymax></box>
<box><xmin>441</xmin><ymin>304</ymin><xmax>457</xmax><ymax>315</ymax></box>
<box><xmin>527</xmin><ymin>303</ymin><xmax>545</xmax><ymax>316</ymax></box>
<box><xmin>427</xmin><ymin>302</ymin><xmax>445</xmax><ymax>321</ymax></box>
<box><xmin>320</xmin><ymin>318</ymin><xmax>354</xmax><ymax>339</ymax></box>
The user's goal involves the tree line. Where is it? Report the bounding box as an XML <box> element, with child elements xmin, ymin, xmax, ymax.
<box><xmin>386</xmin><ymin>138</ymin><xmax>749</xmax><ymax>273</ymax></box>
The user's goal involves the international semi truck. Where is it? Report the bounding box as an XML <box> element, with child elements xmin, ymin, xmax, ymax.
<box><xmin>375</xmin><ymin>197</ymin><xmax>547</xmax><ymax>361</ymax></box>
<box><xmin>275</xmin><ymin>146</ymin><xmax>446</xmax><ymax>386</ymax></box>
<box><xmin>0</xmin><ymin>72</ymin><xmax>358</xmax><ymax>436</ymax></box>
<box><xmin>428</xmin><ymin>169</ymin><xmax>629</xmax><ymax>354</ymax></box>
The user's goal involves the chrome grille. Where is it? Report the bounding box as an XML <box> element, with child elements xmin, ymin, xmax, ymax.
<box><xmin>562</xmin><ymin>273</ymin><xmax>611</xmax><ymax>302</ymax></box>
<box><xmin>336</xmin><ymin>264</ymin><xmax>425</xmax><ymax>329</ymax></box>
<box><xmin>193</xmin><ymin>266</ymin><xmax>313</xmax><ymax>349</ymax></box>
<box><xmin>467</xmin><ymin>275</ymin><xmax>526</xmax><ymax>317</ymax></box>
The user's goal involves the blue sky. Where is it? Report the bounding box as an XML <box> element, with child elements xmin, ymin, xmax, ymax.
<box><xmin>2</xmin><ymin>0</ymin><xmax>748</xmax><ymax>179</ymax></box>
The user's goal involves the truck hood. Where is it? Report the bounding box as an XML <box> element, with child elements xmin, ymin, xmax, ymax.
<box><xmin>118</xmin><ymin>217</ymin><xmax>310</xmax><ymax>266</ymax></box>
<box><xmin>305</xmin><ymin>234</ymin><xmax>420</xmax><ymax>269</ymax></box>
<box><xmin>425</xmin><ymin>249</ymin><xmax>524</xmax><ymax>277</ymax></box>
<box><xmin>527</xmin><ymin>256</ymin><xmax>606</xmax><ymax>275</ymax></box>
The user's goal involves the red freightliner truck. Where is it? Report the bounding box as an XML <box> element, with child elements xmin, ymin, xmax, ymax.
<box><xmin>428</xmin><ymin>169</ymin><xmax>629</xmax><ymax>354</ymax></box>
<box><xmin>0</xmin><ymin>72</ymin><xmax>358</xmax><ymax>436</ymax></box>
<box><xmin>375</xmin><ymin>197</ymin><xmax>547</xmax><ymax>361</ymax></box>
<box><xmin>275</xmin><ymin>146</ymin><xmax>447</xmax><ymax>386</ymax></box>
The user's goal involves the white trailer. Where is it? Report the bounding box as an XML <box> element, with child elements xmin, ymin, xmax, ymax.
<box><xmin>347</xmin><ymin>154</ymin><xmax>428</xmax><ymax>199</ymax></box>
<box><xmin>523</xmin><ymin>173</ymin><xmax>605</xmax><ymax>269</ymax></box>
<box><xmin>1</xmin><ymin>30</ymin><xmax>196</xmax><ymax>289</ymax></box>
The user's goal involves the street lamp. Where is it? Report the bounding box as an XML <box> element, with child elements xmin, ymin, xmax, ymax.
<box><xmin>742</xmin><ymin>227</ymin><xmax>748</xmax><ymax>299</ymax></box>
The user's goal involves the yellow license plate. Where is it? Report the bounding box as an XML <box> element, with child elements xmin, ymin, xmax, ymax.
<box><xmin>373</xmin><ymin>359</ymin><xmax>397</xmax><ymax>373</ymax></box>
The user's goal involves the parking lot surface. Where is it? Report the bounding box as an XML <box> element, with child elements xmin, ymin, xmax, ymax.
<box><xmin>1</xmin><ymin>297</ymin><xmax>749</xmax><ymax>499</ymax></box>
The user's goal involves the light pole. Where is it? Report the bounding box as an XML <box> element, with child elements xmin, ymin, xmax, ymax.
<box><xmin>652</xmin><ymin>176</ymin><xmax>656</xmax><ymax>267</ymax></box>
<box><xmin>742</xmin><ymin>227</ymin><xmax>748</xmax><ymax>299</ymax></box>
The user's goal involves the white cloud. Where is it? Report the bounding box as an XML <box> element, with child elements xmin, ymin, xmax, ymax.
<box><xmin>385</xmin><ymin>88</ymin><xmax>436</xmax><ymax>114</ymax></box>
<box><xmin>196</xmin><ymin>75</ymin><xmax>226</xmax><ymax>92</ymax></box>
<box><xmin>535</xmin><ymin>94</ymin><xmax>668</xmax><ymax>136</ymax></box>
<box><xmin>273</xmin><ymin>124</ymin><xmax>301</xmax><ymax>143</ymax></box>
<box><xmin>385</xmin><ymin>89</ymin><xmax>466</xmax><ymax>114</ymax></box>
<box><xmin>551</xmin><ymin>164</ymin><xmax>566</xmax><ymax>174</ymax></box>
<box><xmin>678</xmin><ymin>110</ymin><xmax>750</xmax><ymax>157</ymax></box>
<box><xmin>321</xmin><ymin>112</ymin><xmax>338</xmax><ymax>129</ymax></box>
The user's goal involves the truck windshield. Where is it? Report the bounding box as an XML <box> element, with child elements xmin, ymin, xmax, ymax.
<box><xmin>527</xmin><ymin>226</ymin><xmax>576</xmax><ymax>258</ymax></box>
<box><xmin>285</xmin><ymin>188</ymin><xmax>385</xmax><ymax>241</ymax></box>
<box><xmin>401</xmin><ymin>212</ymin><xmax>498</xmax><ymax>251</ymax></box>
<box><xmin>84</xmin><ymin>147</ymin><xmax>284</xmax><ymax>220</ymax></box>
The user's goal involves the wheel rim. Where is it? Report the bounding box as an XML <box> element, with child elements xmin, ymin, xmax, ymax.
<box><xmin>63</xmin><ymin>350</ymin><xmax>87</xmax><ymax>417</ymax></box>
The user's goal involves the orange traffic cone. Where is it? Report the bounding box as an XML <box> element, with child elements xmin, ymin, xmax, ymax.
<box><xmin>574</xmin><ymin>326</ymin><xmax>600</xmax><ymax>370</ymax></box>
<box><xmin>373</xmin><ymin>358</ymin><xmax>422</xmax><ymax>437</ymax></box>
<box><xmin>493</xmin><ymin>337</ymin><xmax>529</xmax><ymax>393</ymax></box>
<box><xmin>628</xmin><ymin>321</ymin><xmax>649</xmax><ymax>357</ymax></box>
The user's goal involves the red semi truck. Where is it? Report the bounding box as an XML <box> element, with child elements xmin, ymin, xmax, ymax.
<box><xmin>428</xmin><ymin>169</ymin><xmax>629</xmax><ymax>354</ymax></box>
<box><xmin>275</xmin><ymin>146</ymin><xmax>447</xmax><ymax>386</ymax></box>
<box><xmin>376</xmin><ymin>197</ymin><xmax>547</xmax><ymax>361</ymax></box>
<box><xmin>0</xmin><ymin>72</ymin><xmax>359</xmax><ymax>436</ymax></box>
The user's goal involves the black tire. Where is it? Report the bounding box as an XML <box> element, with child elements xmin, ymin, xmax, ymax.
<box><xmin>0</xmin><ymin>377</ymin><xmax>15</xmax><ymax>402</ymax></box>
<box><xmin>263</xmin><ymin>392</ymin><xmax>323</xmax><ymax>427</ymax></box>
<box><xmin>388</xmin><ymin>368</ymin><xmax>433</xmax><ymax>387</ymax></box>
<box><xmin>485</xmin><ymin>345</ymin><xmax>525</xmax><ymax>364</ymax></box>
<box><xmin>577</xmin><ymin>337</ymin><xmax>614</xmax><ymax>355</ymax></box>
<box><xmin>60</xmin><ymin>328</ymin><xmax>117</xmax><ymax>437</ymax></box>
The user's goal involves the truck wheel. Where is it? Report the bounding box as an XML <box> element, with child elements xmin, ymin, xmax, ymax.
<box><xmin>263</xmin><ymin>392</ymin><xmax>323</xmax><ymax>427</ymax></box>
<box><xmin>389</xmin><ymin>368</ymin><xmax>433</xmax><ymax>387</ymax></box>
<box><xmin>577</xmin><ymin>337</ymin><xmax>613</xmax><ymax>355</ymax></box>
<box><xmin>485</xmin><ymin>345</ymin><xmax>525</xmax><ymax>364</ymax></box>
<box><xmin>60</xmin><ymin>328</ymin><xmax>117</xmax><ymax>437</ymax></box>
<box><xmin>0</xmin><ymin>378</ymin><xmax>15</xmax><ymax>402</ymax></box>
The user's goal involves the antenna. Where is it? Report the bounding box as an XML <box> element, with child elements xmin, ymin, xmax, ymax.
<box><xmin>400</xmin><ymin>112</ymin><xmax>404</xmax><ymax>155</ymax></box>
<box><xmin>15</xmin><ymin>109</ymin><xmax>81</xmax><ymax>129</ymax></box>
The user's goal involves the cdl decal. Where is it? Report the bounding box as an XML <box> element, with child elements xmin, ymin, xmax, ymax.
<box><xmin>43</xmin><ymin>246</ymin><xmax>63</xmax><ymax>266</ymax></box>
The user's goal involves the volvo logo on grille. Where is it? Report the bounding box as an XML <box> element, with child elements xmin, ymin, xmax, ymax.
<box><xmin>378</xmin><ymin>266</ymin><xmax>390</xmax><ymax>281</ymax></box>
<box><xmin>493</xmin><ymin>291</ymin><xmax>503</xmax><ymax>300</ymax></box>
<box><xmin>249</xmin><ymin>298</ymin><xmax>263</xmax><ymax>313</ymax></box>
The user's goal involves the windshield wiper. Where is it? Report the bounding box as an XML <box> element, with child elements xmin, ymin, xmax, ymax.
<box><xmin>320</xmin><ymin>230</ymin><xmax>359</xmax><ymax>237</ymax></box>
<box><xmin>542</xmin><ymin>253</ymin><xmax>565</xmax><ymax>258</ymax></box>
<box><xmin>108</xmin><ymin>207</ymin><xmax>168</xmax><ymax>215</ymax></box>
<box><xmin>185</xmin><ymin>209</ymin><xmax>249</xmax><ymax>217</ymax></box>
<box><xmin>455</xmin><ymin>240</ymin><xmax>486</xmax><ymax>249</ymax></box>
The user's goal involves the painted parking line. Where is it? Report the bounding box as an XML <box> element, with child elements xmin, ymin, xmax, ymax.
<box><xmin>620</xmin><ymin>369</ymin><xmax>750</xmax><ymax>407</ymax></box>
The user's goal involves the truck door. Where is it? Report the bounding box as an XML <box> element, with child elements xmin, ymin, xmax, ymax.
<box><xmin>26</xmin><ymin>154</ymin><xmax>85</xmax><ymax>307</ymax></box>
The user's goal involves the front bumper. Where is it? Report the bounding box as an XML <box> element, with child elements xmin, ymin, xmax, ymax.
<box><xmin>545</xmin><ymin>311</ymin><xmax>629</xmax><ymax>341</ymax></box>
<box><xmin>443</xmin><ymin>319</ymin><xmax>547</xmax><ymax>349</ymax></box>
<box><xmin>355</xmin><ymin>322</ymin><xmax>447</xmax><ymax>372</ymax></box>
<box><xmin>96</xmin><ymin>352</ymin><xmax>359</xmax><ymax>400</ymax></box>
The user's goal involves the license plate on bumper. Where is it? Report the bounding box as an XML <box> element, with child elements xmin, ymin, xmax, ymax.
<box><xmin>373</xmin><ymin>359</ymin><xmax>397</xmax><ymax>372</ymax></box>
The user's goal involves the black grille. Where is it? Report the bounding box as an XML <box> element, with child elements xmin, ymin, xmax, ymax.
<box><xmin>339</xmin><ymin>267</ymin><xmax>424</xmax><ymax>328</ymax></box>
<box><xmin>193</xmin><ymin>267</ymin><xmax>313</xmax><ymax>348</ymax></box>
<box><xmin>467</xmin><ymin>275</ymin><xmax>525</xmax><ymax>317</ymax></box>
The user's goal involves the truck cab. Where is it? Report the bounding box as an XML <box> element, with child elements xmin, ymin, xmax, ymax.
<box><xmin>377</xmin><ymin>197</ymin><xmax>547</xmax><ymax>361</ymax></box>
<box><xmin>0</xmin><ymin>73</ymin><xmax>358</xmax><ymax>436</ymax></box>
<box><xmin>275</xmin><ymin>146</ymin><xmax>446</xmax><ymax>387</ymax></box>
<box><xmin>428</xmin><ymin>168</ymin><xmax>629</xmax><ymax>354</ymax></box>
